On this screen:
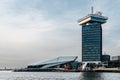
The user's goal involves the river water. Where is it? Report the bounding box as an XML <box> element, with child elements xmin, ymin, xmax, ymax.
<box><xmin>0</xmin><ymin>71</ymin><xmax>120</xmax><ymax>80</ymax></box>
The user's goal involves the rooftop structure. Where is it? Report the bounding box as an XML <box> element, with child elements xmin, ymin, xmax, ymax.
<box><xmin>78</xmin><ymin>12</ymin><xmax>108</xmax><ymax>25</ymax></box>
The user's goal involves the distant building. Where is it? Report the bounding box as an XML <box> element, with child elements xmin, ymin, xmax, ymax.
<box><xmin>27</xmin><ymin>56</ymin><xmax>78</xmax><ymax>69</ymax></box>
<box><xmin>106</xmin><ymin>56</ymin><xmax>120</xmax><ymax>68</ymax></box>
<box><xmin>78</xmin><ymin>11</ymin><xmax>108</xmax><ymax>62</ymax></box>
<box><xmin>112</xmin><ymin>56</ymin><xmax>120</xmax><ymax>61</ymax></box>
<box><xmin>102</xmin><ymin>55</ymin><xmax>110</xmax><ymax>62</ymax></box>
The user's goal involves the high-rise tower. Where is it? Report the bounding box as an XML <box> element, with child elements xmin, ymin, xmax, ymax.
<box><xmin>78</xmin><ymin>9</ymin><xmax>108</xmax><ymax>63</ymax></box>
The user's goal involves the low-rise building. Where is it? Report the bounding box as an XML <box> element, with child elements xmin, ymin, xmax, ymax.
<box><xmin>106</xmin><ymin>56</ymin><xmax>120</xmax><ymax>68</ymax></box>
<box><xmin>102</xmin><ymin>55</ymin><xmax>110</xmax><ymax>62</ymax></box>
<box><xmin>112</xmin><ymin>56</ymin><xmax>120</xmax><ymax>61</ymax></box>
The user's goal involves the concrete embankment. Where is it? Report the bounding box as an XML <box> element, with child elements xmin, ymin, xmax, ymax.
<box><xmin>93</xmin><ymin>68</ymin><xmax>120</xmax><ymax>72</ymax></box>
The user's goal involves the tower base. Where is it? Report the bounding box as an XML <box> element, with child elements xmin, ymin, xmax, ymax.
<box><xmin>82</xmin><ymin>61</ymin><xmax>101</xmax><ymax>71</ymax></box>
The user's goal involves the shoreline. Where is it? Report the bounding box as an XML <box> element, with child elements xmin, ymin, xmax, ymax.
<box><xmin>13</xmin><ymin>68</ymin><xmax>120</xmax><ymax>73</ymax></box>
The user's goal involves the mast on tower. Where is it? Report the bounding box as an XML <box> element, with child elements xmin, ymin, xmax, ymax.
<box><xmin>91</xmin><ymin>6</ymin><xmax>94</xmax><ymax>14</ymax></box>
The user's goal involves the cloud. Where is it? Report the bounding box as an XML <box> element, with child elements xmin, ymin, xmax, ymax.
<box><xmin>0</xmin><ymin>0</ymin><xmax>119</xmax><ymax>68</ymax></box>
<box><xmin>0</xmin><ymin>0</ymin><xmax>82</xmax><ymax>68</ymax></box>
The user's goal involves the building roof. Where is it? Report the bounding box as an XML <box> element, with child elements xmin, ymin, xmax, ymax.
<box><xmin>78</xmin><ymin>14</ymin><xmax>108</xmax><ymax>25</ymax></box>
<box><xmin>29</xmin><ymin>56</ymin><xmax>78</xmax><ymax>66</ymax></box>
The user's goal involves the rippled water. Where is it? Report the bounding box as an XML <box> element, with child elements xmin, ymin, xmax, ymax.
<box><xmin>0</xmin><ymin>71</ymin><xmax>120</xmax><ymax>80</ymax></box>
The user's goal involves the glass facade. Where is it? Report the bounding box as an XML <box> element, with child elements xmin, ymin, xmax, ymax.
<box><xmin>102</xmin><ymin>55</ymin><xmax>110</xmax><ymax>62</ymax></box>
<box><xmin>78</xmin><ymin>13</ymin><xmax>108</xmax><ymax>63</ymax></box>
<box><xmin>82</xmin><ymin>22</ymin><xmax>102</xmax><ymax>61</ymax></box>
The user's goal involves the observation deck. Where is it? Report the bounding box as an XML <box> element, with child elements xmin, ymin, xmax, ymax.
<box><xmin>78</xmin><ymin>12</ymin><xmax>108</xmax><ymax>25</ymax></box>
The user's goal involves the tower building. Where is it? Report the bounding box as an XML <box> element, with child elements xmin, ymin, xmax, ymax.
<box><xmin>78</xmin><ymin>9</ymin><xmax>108</xmax><ymax>63</ymax></box>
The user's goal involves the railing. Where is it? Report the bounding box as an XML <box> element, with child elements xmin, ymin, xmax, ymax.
<box><xmin>78</xmin><ymin>14</ymin><xmax>108</xmax><ymax>23</ymax></box>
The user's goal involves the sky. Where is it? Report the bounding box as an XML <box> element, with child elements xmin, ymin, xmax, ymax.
<box><xmin>0</xmin><ymin>0</ymin><xmax>120</xmax><ymax>68</ymax></box>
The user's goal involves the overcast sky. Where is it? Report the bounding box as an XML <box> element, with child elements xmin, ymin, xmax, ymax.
<box><xmin>0</xmin><ymin>0</ymin><xmax>120</xmax><ymax>68</ymax></box>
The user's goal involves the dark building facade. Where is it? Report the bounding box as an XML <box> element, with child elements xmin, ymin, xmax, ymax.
<box><xmin>78</xmin><ymin>12</ymin><xmax>108</xmax><ymax>62</ymax></box>
<box><xmin>82</xmin><ymin>23</ymin><xmax>102</xmax><ymax>61</ymax></box>
<box><xmin>102</xmin><ymin>55</ymin><xmax>110</xmax><ymax>62</ymax></box>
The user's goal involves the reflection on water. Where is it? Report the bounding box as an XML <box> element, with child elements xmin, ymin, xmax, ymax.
<box><xmin>0</xmin><ymin>71</ymin><xmax>119</xmax><ymax>80</ymax></box>
<box><xmin>0</xmin><ymin>71</ymin><xmax>80</xmax><ymax>80</ymax></box>
<box><xmin>81</xmin><ymin>72</ymin><xmax>120</xmax><ymax>80</ymax></box>
<box><xmin>81</xmin><ymin>72</ymin><xmax>104</xmax><ymax>80</ymax></box>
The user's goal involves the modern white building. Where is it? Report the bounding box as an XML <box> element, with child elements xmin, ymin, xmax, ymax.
<box><xmin>27</xmin><ymin>56</ymin><xmax>78</xmax><ymax>69</ymax></box>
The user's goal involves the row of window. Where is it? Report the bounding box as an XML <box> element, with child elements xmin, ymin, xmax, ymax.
<box><xmin>83</xmin><ymin>59</ymin><xmax>101</xmax><ymax>61</ymax></box>
<box><xmin>83</xmin><ymin>57</ymin><xmax>100</xmax><ymax>60</ymax></box>
<box><xmin>83</xmin><ymin>50</ymin><xmax>100</xmax><ymax>52</ymax></box>
<box><xmin>83</xmin><ymin>44</ymin><xmax>100</xmax><ymax>46</ymax></box>
<box><xmin>82</xmin><ymin>40</ymin><xmax>101</xmax><ymax>42</ymax></box>
<box><xmin>83</xmin><ymin>35</ymin><xmax>101</xmax><ymax>37</ymax></box>
<box><xmin>83</xmin><ymin>52</ymin><xmax>100</xmax><ymax>54</ymax></box>
<box><xmin>83</xmin><ymin>54</ymin><xmax>101</xmax><ymax>57</ymax></box>
<box><xmin>82</xmin><ymin>32</ymin><xmax>101</xmax><ymax>35</ymax></box>
<box><xmin>82</xmin><ymin>27</ymin><xmax>101</xmax><ymax>31</ymax></box>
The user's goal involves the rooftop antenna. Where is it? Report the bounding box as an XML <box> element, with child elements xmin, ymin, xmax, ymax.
<box><xmin>91</xmin><ymin>6</ymin><xmax>94</xmax><ymax>14</ymax></box>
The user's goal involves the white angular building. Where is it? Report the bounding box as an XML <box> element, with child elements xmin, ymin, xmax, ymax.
<box><xmin>27</xmin><ymin>56</ymin><xmax>78</xmax><ymax>69</ymax></box>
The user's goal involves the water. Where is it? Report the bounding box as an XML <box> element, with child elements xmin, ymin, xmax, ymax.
<box><xmin>0</xmin><ymin>71</ymin><xmax>119</xmax><ymax>80</ymax></box>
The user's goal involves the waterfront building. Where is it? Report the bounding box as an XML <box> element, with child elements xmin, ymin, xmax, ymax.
<box><xmin>103</xmin><ymin>56</ymin><xmax>120</xmax><ymax>68</ymax></box>
<box><xmin>101</xmin><ymin>54</ymin><xmax>110</xmax><ymax>68</ymax></box>
<box><xmin>78</xmin><ymin>10</ymin><xmax>108</xmax><ymax>63</ymax></box>
<box><xmin>102</xmin><ymin>55</ymin><xmax>110</xmax><ymax>62</ymax></box>
<box><xmin>112</xmin><ymin>56</ymin><xmax>120</xmax><ymax>61</ymax></box>
<box><xmin>27</xmin><ymin>56</ymin><xmax>78</xmax><ymax>69</ymax></box>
